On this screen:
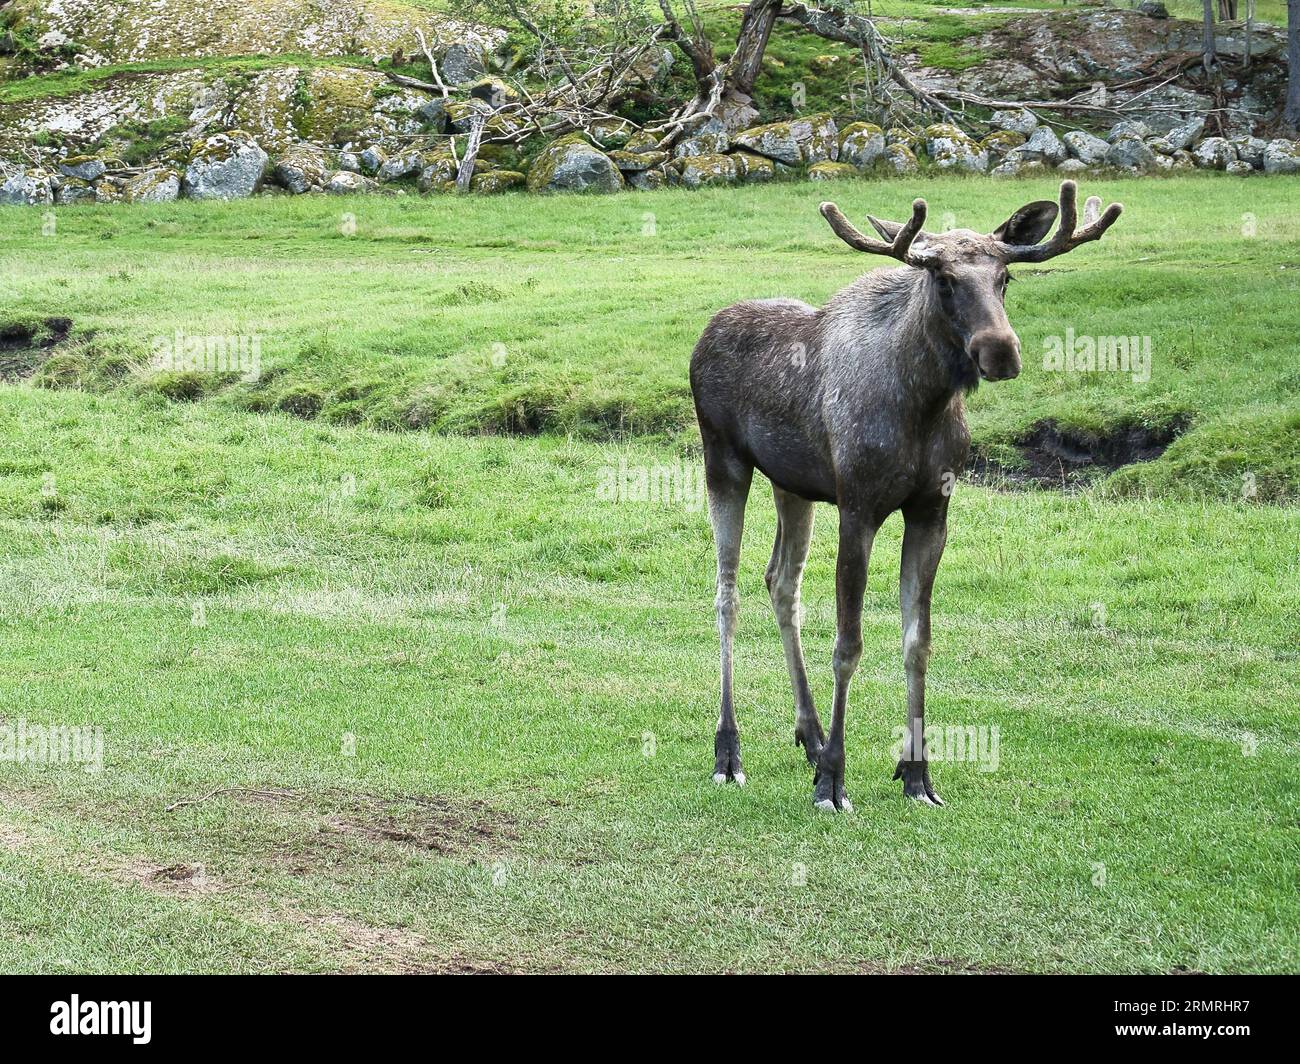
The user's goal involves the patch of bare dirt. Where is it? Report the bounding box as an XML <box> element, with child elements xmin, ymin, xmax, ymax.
<box><xmin>970</xmin><ymin>417</ymin><xmax>1188</xmax><ymax>490</ymax></box>
<box><xmin>0</xmin><ymin>317</ymin><xmax>72</xmax><ymax>381</ymax></box>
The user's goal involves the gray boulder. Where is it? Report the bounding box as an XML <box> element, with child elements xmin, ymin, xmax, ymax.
<box><xmin>990</xmin><ymin>109</ymin><xmax>1038</xmax><ymax>136</ymax></box>
<box><xmin>57</xmin><ymin>155</ymin><xmax>107</xmax><ymax>182</ymax></box>
<box><xmin>838</xmin><ymin>122</ymin><xmax>887</xmax><ymax>169</ymax></box>
<box><xmin>274</xmin><ymin>145</ymin><xmax>330</xmax><ymax>194</ymax></box>
<box><xmin>1106</xmin><ymin>134</ymin><xmax>1155</xmax><ymax>171</ymax></box>
<box><xmin>1062</xmin><ymin>130</ymin><xmax>1110</xmax><ymax>165</ymax></box>
<box><xmin>1</xmin><ymin>168</ymin><xmax>54</xmax><ymax>205</ymax></box>
<box><xmin>925</xmin><ymin>123</ymin><xmax>988</xmax><ymax>173</ymax></box>
<box><xmin>673</xmin><ymin>154</ymin><xmax>738</xmax><ymax>189</ymax></box>
<box><xmin>673</xmin><ymin>118</ymin><xmax>729</xmax><ymax>159</ymax></box>
<box><xmin>1106</xmin><ymin>120</ymin><xmax>1151</xmax><ymax>143</ymax></box>
<box><xmin>440</xmin><ymin>43</ymin><xmax>485</xmax><ymax>86</ymax></box>
<box><xmin>54</xmin><ymin>178</ymin><xmax>96</xmax><ymax>205</ymax></box>
<box><xmin>732</xmin><ymin>114</ymin><xmax>837</xmax><ymax>165</ymax></box>
<box><xmin>377</xmin><ymin>151</ymin><xmax>422</xmax><ymax>182</ymax></box>
<box><xmin>1151</xmin><ymin>116</ymin><xmax>1205</xmax><ymax>153</ymax></box>
<box><xmin>124</xmin><ymin>168</ymin><xmax>180</xmax><ymax>203</ymax></box>
<box><xmin>1224</xmin><ymin>159</ymin><xmax>1254</xmax><ymax>176</ymax></box>
<box><xmin>1262</xmin><ymin>139</ymin><xmax>1300</xmax><ymax>174</ymax></box>
<box><xmin>1192</xmin><ymin>137</ymin><xmax>1236</xmax><ymax>170</ymax></box>
<box><xmin>526</xmin><ymin>134</ymin><xmax>624</xmax><ymax>193</ymax></box>
<box><xmin>324</xmin><ymin>171</ymin><xmax>376</xmax><ymax>194</ymax></box>
<box><xmin>359</xmin><ymin>146</ymin><xmax>387</xmax><ymax>175</ymax></box>
<box><xmin>183</xmin><ymin>131</ymin><xmax>268</xmax><ymax>201</ymax></box>
<box><xmin>883</xmin><ymin>143</ymin><xmax>919</xmax><ymax>175</ymax></box>
<box><xmin>1231</xmin><ymin>136</ymin><xmax>1268</xmax><ymax>169</ymax></box>
<box><xmin>1018</xmin><ymin>126</ymin><xmax>1067</xmax><ymax>165</ymax></box>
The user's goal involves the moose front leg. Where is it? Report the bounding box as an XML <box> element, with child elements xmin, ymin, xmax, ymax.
<box><xmin>706</xmin><ymin>459</ymin><xmax>753</xmax><ymax>786</ymax></box>
<box><xmin>894</xmin><ymin>500</ymin><xmax>948</xmax><ymax>806</ymax></box>
<box><xmin>814</xmin><ymin>510</ymin><xmax>876</xmax><ymax>812</ymax></box>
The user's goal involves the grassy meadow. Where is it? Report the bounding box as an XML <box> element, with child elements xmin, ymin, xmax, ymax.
<box><xmin>0</xmin><ymin>173</ymin><xmax>1297</xmax><ymax>973</ymax></box>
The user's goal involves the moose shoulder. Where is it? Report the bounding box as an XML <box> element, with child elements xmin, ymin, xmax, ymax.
<box><xmin>690</xmin><ymin>180</ymin><xmax>1122</xmax><ymax>811</ymax></box>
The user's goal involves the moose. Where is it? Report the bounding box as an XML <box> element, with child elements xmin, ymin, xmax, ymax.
<box><xmin>690</xmin><ymin>180</ymin><xmax>1122</xmax><ymax>811</ymax></box>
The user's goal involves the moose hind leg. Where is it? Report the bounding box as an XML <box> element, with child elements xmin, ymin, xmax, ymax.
<box><xmin>705</xmin><ymin>447</ymin><xmax>753</xmax><ymax>785</ymax></box>
<box><xmin>814</xmin><ymin>510</ymin><xmax>876</xmax><ymax>812</ymax></box>
<box><xmin>766</xmin><ymin>486</ymin><xmax>823</xmax><ymax>766</ymax></box>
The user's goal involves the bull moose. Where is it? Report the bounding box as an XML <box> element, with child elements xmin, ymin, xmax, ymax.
<box><xmin>689</xmin><ymin>180</ymin><xmax>1122</xmax><ymax>811</ymax></box>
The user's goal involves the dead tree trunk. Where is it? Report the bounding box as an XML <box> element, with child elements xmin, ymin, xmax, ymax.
<box><xmin>1218</xmin><ymin>0</ymin><xmax>1238</xmax><ymax>19</ymax></box>
<box><xmin>727</xmin><ymin>0</ymin><xmax>782</xmax><ymax>97</ymax></box>
<box><xmin>1288</xmin><ymin>0</ymin><xmax>1300</xmax><ymax>131</ymax></box>
<box><xmin>1203</xmin><ymin>0</ymin><xmax>1217</xmax><ymax>71</ymax></box>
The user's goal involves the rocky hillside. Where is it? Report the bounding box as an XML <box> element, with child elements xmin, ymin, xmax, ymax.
<box><xmin>0</xmin><ymin>0</ymin><xmax>1296</xmax><ymax>206</ymax></box>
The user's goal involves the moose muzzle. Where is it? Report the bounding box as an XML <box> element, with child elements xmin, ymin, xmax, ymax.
<box><xmin>968</xmin><ymin>329</ymin><xmax>1022</xmax><ymax>382</ymax></box>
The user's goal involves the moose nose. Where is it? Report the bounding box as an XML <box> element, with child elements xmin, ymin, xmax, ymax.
<box><xmin>968</xmin><ymin>331</ymin><xmax>1021</xmax><ymax>382</ymax></box>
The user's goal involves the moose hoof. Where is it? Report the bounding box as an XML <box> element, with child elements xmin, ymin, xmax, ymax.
<box><xmin>712</xmin><ymin>729</ymin><xmax>744</xmax><ymax>786</ymax></box>
<box><xmin>893</xmin><ymin>759</ymin><xmax>944</xmax><ymax>807</ymax></box>
<box><xmin>812</xmin><ymin>757</ymin><xmax>851</xmax><ymax>812</ymax></box>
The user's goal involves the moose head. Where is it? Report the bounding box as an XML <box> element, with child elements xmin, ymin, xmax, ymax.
<box><xmin>819</xmin><ymin>180</ymin><xmax>1124</xmax><ymax>383</ymax></box>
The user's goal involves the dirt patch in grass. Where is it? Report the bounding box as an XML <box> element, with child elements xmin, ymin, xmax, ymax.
<box><xmin>971</xmin><ymin>417</ymin><xmax>1189</xmax><ymax>490</ymax></box>
<box><xmin>161</xmin><ymin>785</ymin><xmax>520</xmax><ymax>868</ymax></box>
<box><xmin>0</xmin><ymin>317</ymin><xmax>73</xmax><ymax>381</ymax></box>
<box><xmin>320</xmin><ymin>792</ymin><xmax>515</xmax><ymax>855</ymax></box>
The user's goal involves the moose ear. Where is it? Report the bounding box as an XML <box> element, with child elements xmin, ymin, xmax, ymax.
<box><xmin>991</xmin><ymin>201</ymin><xmax>1059</xmax><ymax>245</ymax></box>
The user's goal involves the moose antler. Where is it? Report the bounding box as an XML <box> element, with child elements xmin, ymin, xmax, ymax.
<box><xmin>998</xmin><ymin>181</ymin><xmax>1122</xmax><ymax>264</ymax></box>
<box><xmin>820</xmin><ymin>198</ymin><xmax>930</xmax><ymax>266</ymax></box>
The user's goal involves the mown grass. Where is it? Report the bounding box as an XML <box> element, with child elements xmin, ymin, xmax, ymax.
<box><xmin>0</xmin><ymin>384</ymin><xmax>1295</xmax><ymax>972</ymax></box>
<box><xmin>3</xmin><ymin>174</ymin><xmax>1298</xmax><ymax>499</ymax></box>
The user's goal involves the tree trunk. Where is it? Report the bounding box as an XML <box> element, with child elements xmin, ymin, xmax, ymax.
<box><xmin>727</xmin><ymin>0</ymin><xmax>782</xmax><ymax>97</ymax></box>
<box><xmin>1203</xmin><ymin>0</ymin><xmax>1217</xmax><ymax>71</ymax></box>
<box><xmin>1218</xmin><ymin>0</ymin><xmax>1237</xmax><ymax>20</ymax></box>
<box><xmin>1287</xmin><ymin>0</ymin><xmax>1300</xmax><ymax>130</ymax></box>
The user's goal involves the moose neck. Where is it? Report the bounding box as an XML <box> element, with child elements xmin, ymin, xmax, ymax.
<box><xmin>827</xmin><ymin>266</ymin><xmax>978</xmax><ymax>422</ymax></box>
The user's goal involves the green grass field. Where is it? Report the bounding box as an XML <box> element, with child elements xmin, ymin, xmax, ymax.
<box><xmin>1</xmin><ymin>173</ymin><xmax>1297</xmax><ymax>973</ymax></box>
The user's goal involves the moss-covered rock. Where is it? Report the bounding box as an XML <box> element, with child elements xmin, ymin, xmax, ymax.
<box><xmin>732</xmin><ymin>122</ymin><xmax>797</xmax><ymax>165</ymax></box>
<box><xmin>924</xmin><ymin>124</ymin><xmax>988</xmax><ymax>173</ymax></box>
<box><xmin>57</xmin><ymin>155</ymin><xmax>107</xmax><ymax>181</ymax></box>
<box><xmin>626</xmin><ymin>168</ymin><xmax>667</xmax><ymax>191</ymax></box>
<box><xmin>417</xmin><ymin>151</ymin><xmax>458</xmax><ymax>192</ymax></box>
<box><xmin>808</xmin><ymin>161</ymin><xmax>857</xmax><ymax>181</ymax></box>
<box><xmin>673</xmin><ymin>154</ymin><xmax>737</xmax><ymax>189</ymax></box>
<box><xmin>838</xmin><ymin>122</ymin><xmax>885</xmax><ymax>170</ymax></box>
<box><xmin>730</xmin><ymin>151</ymin><xmax>778</xmax><ymax>183</ymax></box>
<box><xmin>14</xmin><ymin>0</ymin><xmax>503</xmax><ymax>69</ymax></box>
<box><xmin>273</xmin><ymin>144</ymin><xmax>330</xmax><ymax>193</ymax></box>
<box><xmin>376</xmin><ymin>150</ymin><xmax>423</xmax><ymax>183</ymax></box>
<box><xmin>324</xmin><ymin>170</ymin><xmax>375</xmax><ymax>194</ymax></box>
<box><xmin>183</xmin><ymin>130</ymin><xmax>268</xmax><ymax>199</ymax></box>
<box><xmin>93</xmin><ymin>179</ymin><xmax>125</xmax><ymax>203</ymax></box>
<box><xmin>588</xmin><ymin>118</ymin><xmax>636</xmax><ymax>149</ymax></box>
<box><xmin>124</xmin><ymin>168</ymin><xmax>181</xmax><ymax>203</ymax></box>
<box><xmin>54</xmin><ymin>177</ymin><xmax>96</xmax><ymax>205</ymax></box>
<box><xmin>526</xmin><ymin>134</ymin><xmax>623</xmax><ymax>194</ymax></box>
<box><xmin>1262</xmin><ymin>139</ymin><xmax>1300</xmax><ymax>174</ymax></box>
<box><xmin>622</xmin><ymin>130</ymin><xmax>662</xmax><ymax>155</ymax></box>
<box><xmin>883</xmin><ymin>143</ymin><xmax>919</xmax><ymax>175</ymax></box>
<box><xmin>471</xmin><ymin>169</ymin><xmax>524</xmax><ymax>194</ymax></box>
<box><xmin>609</xmin><ymin>149</ymin><xmax>668</xmax><ymax>172</ymax></box>
<box><xmin>0</xmin><ymin>167</ymin><xmax>53</xmax><ymax>205</ymax></box>
<box><xmin>732</xmin><ymin>113</ymin><xmax>837</xmax><ymax>166</ymax></box>
<box><xmin>980</xmin><ymin>130</ymin><xmax>1027</xmax><ymax>161</ymax></box>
